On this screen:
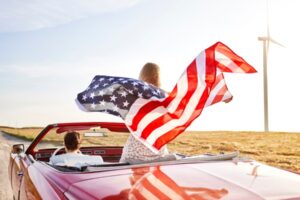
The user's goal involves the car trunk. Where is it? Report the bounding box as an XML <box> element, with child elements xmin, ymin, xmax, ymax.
<box><xmin>63</xmin><ymin>160</ymin><xmax>300</xmax><ymax>200</ymax></box>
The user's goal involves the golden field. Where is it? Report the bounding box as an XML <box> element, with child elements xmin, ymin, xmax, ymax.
<box><xmin>1</xmin><ymin>126</ymin><xmax>299</xmax><ymax>173</ymax></box>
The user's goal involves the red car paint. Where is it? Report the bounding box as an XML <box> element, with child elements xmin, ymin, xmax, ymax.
<box><xmin>8</xmin><ymin>122</ymin><xmax>300</xmax><ymax>200</ymax></box>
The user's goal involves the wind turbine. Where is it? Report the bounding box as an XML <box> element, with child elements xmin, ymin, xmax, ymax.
<box><xmin>258</xmin><ymin>0</ymin><xmax>284</xmax><ymax>132</ymax></box>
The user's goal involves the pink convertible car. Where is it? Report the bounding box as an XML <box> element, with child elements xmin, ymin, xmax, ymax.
<box><xmin>8</xmin><ymin>122</ymin><xmax>300</xmax><ymax>199</ymax></box>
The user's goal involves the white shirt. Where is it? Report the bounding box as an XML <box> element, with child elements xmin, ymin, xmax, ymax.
<box><xmin>49</xmin><ymin>152</ymin><xmax>103</xmax><ymax>168</ymax></box>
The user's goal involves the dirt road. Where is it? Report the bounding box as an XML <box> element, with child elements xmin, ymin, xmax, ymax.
<box><xmin>0</xmin><ymin>131</ymin><xmax>31</xmax><ymax>200</ymax></box>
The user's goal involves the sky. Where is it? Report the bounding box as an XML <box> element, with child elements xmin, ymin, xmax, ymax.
<box><xmin>0</xmin><ymin>0</ymin><xmax>300</xmax><ymax>132</ymax></box>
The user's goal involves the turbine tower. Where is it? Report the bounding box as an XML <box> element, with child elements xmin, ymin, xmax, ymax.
<box><xmin>258</xmin><ymin>0</ymin><xmax>284</xmax><ymax>132</ymax></box>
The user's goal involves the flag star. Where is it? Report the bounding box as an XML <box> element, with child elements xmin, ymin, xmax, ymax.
<box><xmin>110</xmin><ymin>95</ymin><xmax>117</xmax><ymax>102</ymax></box>
<box><xmin>91</xmin><ymin>103</ymin><xmax>96</xmax><ymax>109</ymax></box>
<box><xmin>143</xmin><ymin>85</ymin><xmax>149</xmax><ymax>90</ymax></box>
<box><xmin>128</xmin><ymin>89</ymin><xmax>133</xmax><ymax>94</ymax></box>
<box><xmin>122</xmin><ymin>80</ymin><xmax>128</xmax><ymax>84</ymax></box>
<box><xmin>113</xmin><ymin>105</ymin><xmax>119</xmax><ymax>111</ymax></box>
<box><xmin>82</xmin><ymin>95</ymin><xmax>87</xmax><ymax>101</ymax></box>
<box><xmin>103</xmin><ymin>83</ymin><xmax>108</xmax><ymax>87</ymax></box>
<box><xmin>109</xmin><ymin>77</ymin><xmax>114</xmax><ymax>81</ymax></box>
<box><xmin>123</xmin><ymin>101</ymin><xmax>129</xmax><ymax>107</ymax></box>
<box><xmin>90</xmin><ymin>92</ymin><xmax>95</xmax><ymax>99</ymax></box>
<box><xmin>138</xmin><ymin>92</ymin><xmax>143</xmax><ymax>98</ymax></box>
<box><xmin>120</xmin><ymin>91</ymin><xmax>128</xmax><ymax>97</ymax></box>
<box><xmin>132</xmin><ymin>81</ymin><xmax>138</xmax><ymax>86</ymax></box>
<box><xmin>99</xmin><ymin>90</ymin><xmax>105</xmax><ymax>96</ymax></box>
<box><xmin>99</xmin><ymin>78</ymin><xmax>105</xmax><ymax>82</ymax></box>
<box><xmin>93</xmin><ymin>84</ymin><xmax>99</xmax><ymax>89</ymax></box>
<box><xmin>100</xmin><ymin>100</ymin><xmax>105</xmax><ymax>106</ymax></box>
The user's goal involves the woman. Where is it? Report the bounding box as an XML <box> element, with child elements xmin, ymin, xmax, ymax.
<box><xmin>119</xmin><ymin>63</ymin><xmax>177</xmax><ymax>164</ymax></box>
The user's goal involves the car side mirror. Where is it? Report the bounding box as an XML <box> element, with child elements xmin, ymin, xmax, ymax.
<box><xmin>12</xmin><ymin>144</ymin><xmax>24</xmax><ymax>154</ymax></box>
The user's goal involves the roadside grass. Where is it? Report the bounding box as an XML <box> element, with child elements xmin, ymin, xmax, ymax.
<box><xmin>1</xmin><ymin>126</ymin><xmax>299</xmax><ymax>173</ymax></box>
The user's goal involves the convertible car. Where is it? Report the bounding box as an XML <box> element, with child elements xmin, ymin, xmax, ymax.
<box><xmin>8</xmin><ymin>122</ymin><xmax>300</xmax><ymax>200</ymax></box>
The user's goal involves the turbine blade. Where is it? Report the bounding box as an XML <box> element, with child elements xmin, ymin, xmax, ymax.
<box><xmin>269</xmin><ymin>37</ymin><xmax>285</xmax><ymax>48</ymax></box>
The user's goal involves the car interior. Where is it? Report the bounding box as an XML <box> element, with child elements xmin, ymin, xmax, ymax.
<box><xmin>25</xmin><ymin>124</ymin><xmax>239</xmax><ymax>172</ymax></box>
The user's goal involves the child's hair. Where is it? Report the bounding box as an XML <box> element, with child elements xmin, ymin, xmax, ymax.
<box><xmin>139</xmin><ymin>62</ymin><xmax>161</xmax><ymax>87</ymax></box>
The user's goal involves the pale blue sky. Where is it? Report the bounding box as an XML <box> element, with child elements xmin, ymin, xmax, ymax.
<box><xmin>1</xmin><ymin>0</ymin><xmax>300</xmax><ymax>131</ymax></box>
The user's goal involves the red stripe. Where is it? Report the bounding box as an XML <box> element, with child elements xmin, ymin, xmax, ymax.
<box><xmin>214</xmin><ymin>62</ymin><xmax>234</xmax><ymax>73</ymax></box>
<box><xmin>204</xmin><ymin>45</ymin><xmax>216</xmax><ymax>86</ymax></box>
<box><xmin>129</xmin><ymin>86</ymin><xmax>178</xmax><ymax>132</ymax></box>
<box><xmin>210</xmin><ymin>73</ymin><xmax>223</xmax><ymax>91</ymax></box>
<box><xmin>140</xmin><ymin>60</ymin><xmax>199</xmax><ymax>140</ymax></box>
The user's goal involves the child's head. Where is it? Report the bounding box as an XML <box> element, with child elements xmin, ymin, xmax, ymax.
<box><xmin>64</xmin><ymin>131</ymin><xmax>81</xmax><ymax>152</ymax></box>
<box><xmin>139</xmin><ymin>62</ymin><xmax>161</xmax><ymax>87</ymax></box>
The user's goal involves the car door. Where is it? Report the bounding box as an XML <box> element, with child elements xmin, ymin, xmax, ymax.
<box><xmin>10</xmin><ymin>152</ymin><xmax>25</xmax><ymax>199</ymax></box>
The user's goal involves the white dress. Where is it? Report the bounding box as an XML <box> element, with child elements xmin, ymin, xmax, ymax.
<box><xmin>119</xmin><ymin>135</ymin><xmax>176</xmax><ymax>164</ymax></box>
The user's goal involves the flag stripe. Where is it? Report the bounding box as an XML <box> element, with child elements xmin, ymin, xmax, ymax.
<box><xmin>215</xmin><ymin>42</ymin><xmax>256</xmax><ymax>73</ymax></box>
<box><xmin>145</xmin><ymin>175</ymin><xmax>180</xmax><ymax>200</ymax></box>
<box><xmin>153</xmin><ymin>169</ymin><xmax>192</xmax><ymax>199</ymax></box>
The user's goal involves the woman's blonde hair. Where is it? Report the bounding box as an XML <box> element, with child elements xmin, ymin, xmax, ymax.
<box><xmin>139</xmin><ymin>62</ymin><xmax>161</xmax><ymax>87</ymax></box>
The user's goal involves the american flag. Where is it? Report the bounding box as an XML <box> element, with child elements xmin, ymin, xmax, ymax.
<box><xmin>101</xmin><ymin>167</ymin><xmax>228</xmax><ymax>200</ymax></box>
<box><xmin>76</xmin><ymin>42</ymin><xmax>256</xmax><ymax>152</ymax></box>
<box><xmin>128</xmin><ymin>167</ymin><xmax>228</xmax><ymax>200</ymax></box>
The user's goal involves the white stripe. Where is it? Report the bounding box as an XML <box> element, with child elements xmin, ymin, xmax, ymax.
<box><xmin>167</xmin><ymin>72</ymin><xmax>189</xmax><ymax>113</ymax></box>
<box><xmin>196</xmin><ymin>51</ymin><xmax>206</xmax><ymax>83</ymax></box>
<box><xmin>221</xmin><ymin>90</ymin><xmax>233</xmax><ymax>102</ymax></box>
<box><xmin>215</xmin><ymin>51</ymin><xmax>244</xmax><ymax>73</ymax></box>
<box><xmin>128</xmin><ymin>194</ymin><xmax>137</xmax><ymax>200</ymax></box>
<box><xmin>136</xmin><ymin>184</ymin><xmax>160</xmax><ymax>200</ymax></box>
<box><xmin>146</xmin><ymin>56</ymin><xmax>207</xmax><ymax>145</ymax></box>
<box><xmin>147</xmin><ymin>174</ymin><xmax>185</xmax><ymax>200</ymax></box>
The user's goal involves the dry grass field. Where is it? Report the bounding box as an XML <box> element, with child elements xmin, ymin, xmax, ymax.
<box><xmin>1</xmin><ymin>126</ymin><xmax>299</xmax><ymax>173</ymax></box>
